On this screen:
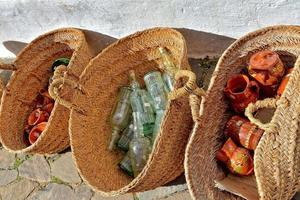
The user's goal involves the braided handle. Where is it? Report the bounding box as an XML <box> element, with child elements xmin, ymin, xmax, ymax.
<box><xmin>168</xmin><ymin>70</ymin><xmax>206</xmax><ymax>123</ymax></box>
<box><xmin>49</xmin><ymin>77</ymin><xmax>86</xmax><ymax>115</ymax></box>
<box><xmin>168</xmin><ymin>70</ymin><xmax>206</xmax><ymax>100</ymax></box>
<box><xmin>245</xmin><ymin>98</ymin><xmax>278</xmax><ymax>132</ymax></box>
<box><xmin>0</xmin><ymin>62</ymin><xmax>17</xmax><ymax>71</ymax></box>
<box><xmin>189</xmin><ymin>94</ymin><xmax>201</xmax><ymax>123</ymax></box>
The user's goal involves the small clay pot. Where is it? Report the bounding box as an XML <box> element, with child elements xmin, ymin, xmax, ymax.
<box><xmin>40</xmin><ymin>89</ymin><xmax>54</xmax><ymax>105</ymax></box>
<box><xmin>27</xmin><ymin>108</ymin><xmax>49</xmax><ymax>126</ymax></box>
<box><xmin>225</xmin><ymin>115</ymin><xmax>264</xmax><ymax>150</ymax></box>
<box><xmin>216</xmin><ymin>138</ymin><xmax>254</xmax><ymax>176</ymax></box>
<box><xmin>277</xmin><ymin>68</ymin><xmax>294</xmax><ymax>96</ymax></box>
<box><xmin>224</xmin><ymin>74</ymin><xmax>260</xmax><ymax>113</ymax></box>
<box><xmin>29</xmin><ymin>122</ymin><xmax>47</xmax><ymax>144</ymax></box>
<box><xmin>248</xmin><ymin>50</ymin><xmax>285</xmax><ymax>97</ymax></box>
<box><xmin>42</xmin><ymin>103</ymin><xmax>54</xmax><ymax>114</ymax></box>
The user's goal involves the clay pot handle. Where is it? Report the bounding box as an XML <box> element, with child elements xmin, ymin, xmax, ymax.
<box><xmin>48</xmin><ymin>77</ymin><xmax>86</xmax><ymax>115</ymax></box>
<box><xmin>249</xmin><ymin>80</ymin><xmax>260</xmax><ymax>95</ymax></box>
<box><xmin>245</xmin><ymin>98</ymin><xmax>278</xmax><ymax>133</ymax></box>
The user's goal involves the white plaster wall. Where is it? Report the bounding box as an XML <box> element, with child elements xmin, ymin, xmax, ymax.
<box><xmin>0</xmin><ymin>0</ymin><xmax>300</xmax><ymax>57</ymax></box>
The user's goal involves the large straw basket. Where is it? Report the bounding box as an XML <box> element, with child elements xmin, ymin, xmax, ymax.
<box><xmin>0</xmin><ymin>28</ymin><xmax>94</xmax><ymax>154</ymax></box>
<box><xmin>185</xmin><ymin>25</ymin><xmax>300</xmax><ymax>200</ymax></box>
<box><xmin>49</xmin><ymin>27</ymin><xmax>205</xmax><ymax>196</ymax></box>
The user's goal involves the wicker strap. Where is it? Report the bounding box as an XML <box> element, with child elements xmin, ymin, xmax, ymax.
<box><xmin>49</xmin><ymin>77</ymin><xmax>86</xmax><ymax>114</ymax></box>
<box><xmin>168</xmin><ymin>70</ymin><xmax>206</xmax><ymax>100</ymax></box>
<box><xmin>168</xmin><ymin>70</ymin><xmax>206</xmax><ymax>123</ymax></box>
<box><xmin>52</xmin><ymin>65</ymin><xmax>67</xmax><ymax>80</ymax></box>
<box><xmin>0</xmin><ymin>62</ymin><xmax>17</xmax><ymax>71</ymax></box>
<box><xmin>189</xmin><ymin>94</ymin><xmax>201</xmax><ymax>123</ymax></box>
<box><xmin>245</xmin><ymin>98</ymin><xmax>290</xmax><ymax>133</ymax></box>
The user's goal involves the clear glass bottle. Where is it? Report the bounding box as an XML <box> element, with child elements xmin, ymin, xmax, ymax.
<box><xmin>162</xmin><ymin>73</ymin><xmax>174</xmax><ymax>92</ymax></box>
<box><xmin>118</xmin><ymin>153</ymin><xmax>134</xmax><ymax>177</ymax></box>
<box><xmin>144</xmin><ymin>71</ymin><xmax>168</xmax><ymax>111</ymax></box>
<box><xmin>151</xmin><ymin>109</ymin><xmax>165</xmax><ymax>144</ymax></box>
<box><xmin>159</xmin><ymin>47</ymin><xmax>178</xmax><ymax>92</ymax></box>
<box><xmin>109</xmin><ymin>86</ymin><xmax>132</xmax><ymax>151</ymax></box>
<box><xmin>129</xmin><ymin>70</ymin><xmax>155</xmax><ymax>136</ymax></box>
<box><xmin>139</xmin><ymin>90</ymin><xmax>155</xmax><ymax>137</ymax></box>
<box><xmin>159</xmin><ymin>47</ymin><xmax>178</xmax><ymax>76</ymax></box>
<box><xmin>117</xmin><ymin>120</ymin><xmax>134</xmax><ymax>151</ymax></box>
<box><xmin>129</xmin><ymin>112</ymin><xmax>152</xmax><ymax>177</ymax></box>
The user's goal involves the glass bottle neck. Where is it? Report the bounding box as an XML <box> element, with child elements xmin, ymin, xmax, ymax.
<box><xmin>129</xmin><ymin>70</ymin><xmax>140</xmax><ymax>90</ymax></box>
<box><xmin>159</xmin><ymin>47</ymin><xmax>178</xmax><ymax>77</ymax></box>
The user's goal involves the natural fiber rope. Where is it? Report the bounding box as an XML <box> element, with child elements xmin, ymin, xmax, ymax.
<box><xmin>52</xmin><ymin>65</ymin><xmax>67</xmax><ymax>80</ymax></box>
<box><xmin>189</xmin><ymin>94</ymin><xmax>201</xmax><ymax>123</ymax></box>
<box><xmin>245</xmin><ymin>98</ymin><xmax>278</xmax><ymax>133</ymax></box>
<box><xmin>168</xmin><ymin>70</ymin><xmax>206</xmax><ymax>100</ymax></box>
<box><xmin>0</xmin><ymin>63</ymin><xmax>17</xmax><ymax>71</ymax></box>
<box><xmin>49</xmin><ymin>77</ymin><xmax>86</xmax><ymax>115</ymax></box>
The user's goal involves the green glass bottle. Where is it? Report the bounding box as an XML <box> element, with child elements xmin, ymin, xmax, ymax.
<box><xmin>117</xmin><ymin>120</ymin><xmax>134</xmax><ymax>151</ymax></box>
<box><xmin>144</xmin><ymin>71</ymin><xmax>168</xmax><ymax>110</ymax></box>
<box><xmin>159</xmin><ymin>47</ymin><xmax>178</xmax><ymax>92</ymax></box>
<box><xmin>139</xmin><ymin>90</ymin><xmax>155</xmax><ymax>137</ymax></box>
<box><xmin>109</xmin><ymin>86</ymin><xmax>132</xmax><ymax>151</ymax></box>
<box><xmin>151</xmin><ymin>109</ymin><xmax>165</xmax><ymax>144</ymax></box>
<box><xmin>118</xmin><ymin>153</ymin><xmax>134</xmax><ymax>177</ymax></box>
<box><xmin>162</xmin><ymin>73</ymin><xmax>174</xmax><ymax>92</ymax></box>
<box><xmin>129</xmin><ymin>112</ymin><xmax>152</xmax><ymax>177</ymax></box>
<box><xmin>129</xmin><ymin>70</ymin><xmax>155</xmax><ymax>136</ymax></box>
<box><xmin>52</xmin><ymin>57</ymin><xmax>70</xmax><ymax>72</ymax></box>
<box><xmin>158</xmin><ymin>47</ymin><xmax>179</xmax><ymax>77</ymax></box>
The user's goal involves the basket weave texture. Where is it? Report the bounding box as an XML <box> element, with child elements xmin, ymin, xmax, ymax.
<box><xmin>0</xmin><ymin>28</ymin><xmax>93</xmax><ymax>154</ymax></box>
<box><xmin>49</xmin><ymin>27</ymin><xmax>204</xmax><ymax>196</ymax></box>
<box><xmin>185</xmin><ymin>25</ymin><xmax>300</xmax><ymax>200</ymax></box>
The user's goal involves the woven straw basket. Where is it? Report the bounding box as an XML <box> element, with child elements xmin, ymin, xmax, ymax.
<box><xmin>0</xmin><ymin>28</ymin><xmax>94</xmax><ymax>154</ymax></box>
<box><xmin>49</xmin><ymin>27</ymin><xmax>205</xmax><ymax>196</ymax></box>
<box><xmin>185</xmin><ymin>25</ymin><xmax>300</xmax><ymax>200</ymax></box>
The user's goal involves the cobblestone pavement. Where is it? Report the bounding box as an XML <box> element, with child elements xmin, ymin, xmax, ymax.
<box><xmin>0</xmin><ymin>146</ymin><xmax>192</xmax><ymax>200</ymax></box>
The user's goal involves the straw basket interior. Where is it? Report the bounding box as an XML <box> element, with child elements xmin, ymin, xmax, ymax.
<box><xmin>68</xmin><ymin>28</ymin><xmax>194</xmax><ymax>195</ymax></box>
<box><xmin>0</xmin><ymin>28</ymin><xmax>86</xmax><ymax>153</ymax></box>
<box><xmin>185</xmin><ymin>25</ymin><xmax>300</xmax><ymax>200</ymax></box>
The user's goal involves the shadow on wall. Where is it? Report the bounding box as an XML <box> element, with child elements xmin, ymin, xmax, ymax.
<box><xmin>2</xmin><ymin>28</ymin><xmax>235</xmax><ymax>58</ymax></box>
<box><xmin>1</xmin><ymin>28</ymin><xmax>235</xmax><ymax>185</ymax></box>
<box><xmin>1</xmin><ymin>29</ymin><xmax>118</xmax><ymax>85</ymax></box>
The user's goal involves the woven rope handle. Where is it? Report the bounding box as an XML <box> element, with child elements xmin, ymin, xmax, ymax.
<box><xmin>168</xmin><ymin>70</ymin><xmax>206</xmax><ymax>100</ymax></box>
<box><xmin>0</xmin><ymin>62</ymin><xmax>17</xmax><ymax>71</ymax></box>
<box><xmin>168</xmin><ymin>70</ymin><xmax>206</xmax><ymax>123</ymax></box>
<box><xmin>189</xmin><ymin>94</ymin><xmax>201</xmax><ymax>123</ymax></box>
<box><xmin>245</xmin><ymin>98</ymin><xmax>278</xmax><ymax>132</ymax></box>
<box><xmin>49</xmin><ymin>77</ymin><xmax>86</xmax><ymax>115</ymax></box>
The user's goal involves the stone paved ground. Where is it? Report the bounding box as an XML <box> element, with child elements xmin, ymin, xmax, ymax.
<box><xmin>0</xmin><ymin>145</ymin><xmax>192</xmax><ymax>200</ymax></box>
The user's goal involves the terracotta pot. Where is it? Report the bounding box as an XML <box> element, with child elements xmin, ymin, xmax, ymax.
<box><xmin>29</xmin><ymin>122</ymin><xmax>47</xmax><ymax>144</ymax></box>
<box><xmin>248</xmin><ymin>50</ymin><xmax>285</xmax><ymax>97</ymax></box>
<box><xmin>27</xmin><ymin>108</ymin><xmax>49</xmax><ymax>126</ymax></box>
<box><xmin>40</xmin><ymin>89</ymin><xmax>54</xmax><ymax>105</ymax></box>
<box><xmin>216</xmin><ymin>138</ymin><xmax>254</xmax><ymax>176</ymax></box>
<box><xmin>42</xmin><ymin>103</ymin><xmax>54</xmax><ymax>114</ymax></box>
<box><xmin>224</xmin><ymin>74</ymin><xmax>260</xmax><ymax>113</ymax></box>
<box><xmin>225</xmin><ymin>115</ymin><xmax>264</xmax><ymax>150</ymax></box>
